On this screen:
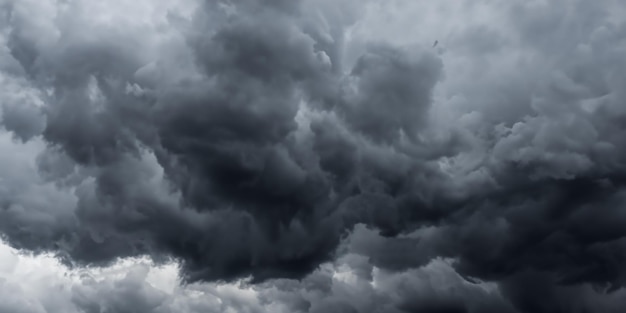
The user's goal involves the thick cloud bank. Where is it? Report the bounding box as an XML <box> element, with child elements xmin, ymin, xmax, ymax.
<box><xmin>2</xmin><ymin>0</ymin><xmax>626</xmax><ymax>312</ymax></box>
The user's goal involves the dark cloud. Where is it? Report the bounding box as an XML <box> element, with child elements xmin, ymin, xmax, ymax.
<box><xmin>2</xmin><ymin>0</ymin><xmax>448</xmax><ymax>283</ymax></box>
<box><xmin>2</xmin><ymin>0</ymin><xmax>626</xmax><ymax>312</ymax></box>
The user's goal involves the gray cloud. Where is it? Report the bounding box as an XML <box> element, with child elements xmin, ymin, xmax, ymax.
<box><xmin>2</xmin><ymin>0</ymin><xmax>626</xmax><ymax>312</ymax></box>
<box><xmin>1</xmin><ymin>0</ymin><xmax>448</xmax><ymax>283</ymax></box>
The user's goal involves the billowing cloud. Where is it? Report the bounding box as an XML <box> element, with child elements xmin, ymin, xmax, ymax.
<box><xmin>2</xmin><ymin>0</ymin><xmax>626</xmax><ymax>312</ymax></box>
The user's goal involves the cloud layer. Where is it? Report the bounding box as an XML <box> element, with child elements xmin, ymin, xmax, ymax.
<box><xmin>2</xmin><ymin>0</ymin><xmax>626</xmax><ymax>312</ymax></box>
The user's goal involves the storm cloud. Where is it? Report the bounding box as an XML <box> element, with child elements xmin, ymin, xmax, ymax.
<box><xmin>2</xmin><ymin>0</ymin><xmax>626</xmax><ymax>312</ymax></box>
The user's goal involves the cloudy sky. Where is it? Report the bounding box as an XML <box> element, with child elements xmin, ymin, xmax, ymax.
<box><xmin>1</xmin><ymin>0</ymin><xmax>626</xmax><ymax>312</ymax></box>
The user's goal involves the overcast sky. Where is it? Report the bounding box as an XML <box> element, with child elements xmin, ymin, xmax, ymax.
<box><xmin>1</xmin><ymin>0</ymin><xmax>626</xmax><ymax>312</ymax></box>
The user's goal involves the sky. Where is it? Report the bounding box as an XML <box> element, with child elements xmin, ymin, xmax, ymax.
<box><xmin>1</xmin><ymin>0</ymin><xmax>626</xmax><ymax>312</ymax></box>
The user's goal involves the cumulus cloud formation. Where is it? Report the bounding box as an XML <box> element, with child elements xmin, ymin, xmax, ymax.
<box><xmin>1</xmin><ymin>0</ymin><xmax>626</xmax><ymax>312</ymax></box>
<box><xmin>0</xmin><ymin>241</ymin><xmax>525</xmax><ymax>313</ymax></box>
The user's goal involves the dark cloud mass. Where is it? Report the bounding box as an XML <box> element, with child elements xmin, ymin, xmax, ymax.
<box><xmin>2</xmin><ymin>0</ymin><xmax>626</xmax><ymax>312</ymax></box>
